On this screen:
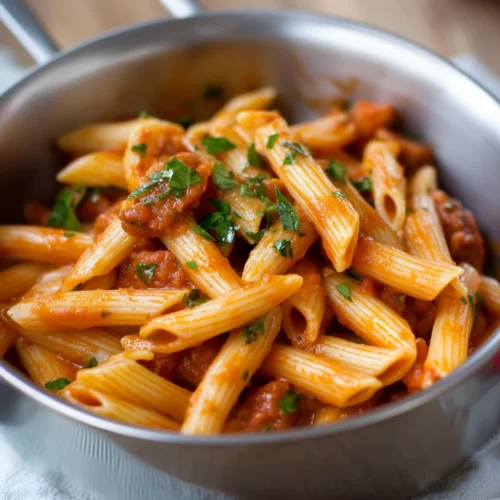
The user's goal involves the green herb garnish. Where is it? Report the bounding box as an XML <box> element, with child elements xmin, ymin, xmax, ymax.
<box><xmin>278</xmin><ymin>389</ymin><xmax>299</xmax><ymax>415</ymax></box>
<box><xmin>46</xmin><ymin>185</ymin><xmax>86</xmax><ymax>231</ymax></box>
<box><xmin>333</xmin><ymin>191</ymin><xmax>346</xmax><ymax>199</ymax></box>
<box><xmin>199</xmin><ymin>199</ymin><xmax>238</xmax><ymax>247</ymax></box>
<box><xmin>240</xmin><ymin>174</ymin><xmax>267</xmax><ymax>198</ymax></box>
<box><xmin>87</xmin><ymin>357</ymin><xmax>98</xmax><ymax>368</ymax></box>
<box><xmin>212</xmin><ymin>162</ymin><xmax>237</xmax><ymax>191</ymax></box>
<box><xmin>243</xmin><ymin>318</ymin><xmax>265</xmax><ymax>344</ymax></box>
<box><xmin>274</xmin><ymin>239</ymin><xmax>293</xmax><ymax>258</ymax></box>
<box><xmin>247</xmin><ymin>142</ymin><xmax>265</xmax><ymax>168</ymax></box>
<box><xmin>202</xmin><ymin>136</ymin><xmax>236</xmax><ymax>155</ymax></box>
<box><xmin>185</xmin><ymin>289</ymin><xmax>209</xmax><ymax>307</ymax></box>
<box><xmin>131</xmin><ymin>142</ymin><xmax>147</xmax><ymax>158</ymax></box>
<box><xmin>275</xmin><ymin>187</ymin><xmax>300</xmax><ymax>231</ymax></box>
<box><xmin>136</xmin><ymin>262</ymin><xmax>158</xmax><ymax>285</ymax></box>
<box><xmin>281</xmin><ymin>140</ymin><xmax>309</xmax><ymax>157</ymax></box>
<box><xmin>193</xmin><ymin>225</ymin><xmax>215</xmax><ymax>241</ymax></box>
<box><xmin>283</xmin><ymin>151</ymin><xmax>296</xmax><ymax>165</ymax></box>
<box><xmin>351</xmin><ymin>177</ymin><xmax>373</xmax><ymax>192</ymax></box>
<box><xmin>245</xmin><ymin>229</ymin><xmax>266</xmax><ymax>243</ymax></box>
<box><xmin>186</xmin><ymin>261</ymin><xmax>198</xmax><ymax>270</ymax></box>
<box><xmin>336</xmin><ymin>283</ymin><xmax>352</xmax><ymax>301</ymax></box>
<box><xmin>326</xmin><ymin>160</ymin><xmax>347</xmax><ymax>183</ymax></box>
<box><xmin>45</xmin><ymin>378</ymin><xmax>71</xmax><ymax>390</ymax></box>
<box><xmin>266</xmin><ymin>133</ymin><xmax>279</xmax><ymax>149</ymax></box>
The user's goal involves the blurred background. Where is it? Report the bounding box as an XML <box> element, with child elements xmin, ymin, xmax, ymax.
<box><xmin>0</xmin><ymin>0</ymin><xmax>499</xmax><ymax>73</ymax></box>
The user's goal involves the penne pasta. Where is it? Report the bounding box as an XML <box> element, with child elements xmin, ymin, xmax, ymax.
<box><xmin>0</xmin><ymin>226</ymin><xmax>93</xmax><ymax>264</ymax></box>
<box><xmin>16</xmin><ymin>337</ymin><xmax>77</xmax><ymax>387</ymax></box>
<box><xmin>0</xmin><ymin>262</ymin><xmax>49</xmax><ymax>301</ymax></box>
<box><xmin>281</xmin><ymin>259</ymin><xmax>326</xmax><ymax>348</ymax></box>
<box><xmin>56</xmin><ymin>152</ymin><xmax>128</xmax><ymax>190</ymax></box>
<box><xmin>23</xmin><ymin>265</ymin><xmax>73</xmax><ymax>298</ymax></box>
<box><xmin>57</xmin><ymin>118</ymin><xmax>159</xmax><ymax>155</ymax></box>
<box><xmin>242</xmin><ymin>206</ymin><xmax>318</xmax><ymax>282</ymax></box>
<box><xmin>255</xmin><ymin>117</ymin><xmax>360</xmax><ymax>272</ymax></box>
<box><xmin>76</xmin><ymin>356</ymin><xmax>190</xmax><ymax>421</ymax></box>
<box><xmin>20</xmin><ymin>329</ymin><xmax>122</xmax><ymax>366</ymax></box>
<box><xmin>259</xmin><ymin>343</ymin><xmax>382</xmax><ymax>407</ymax></box>
<box><xmin>61</xmin><ymin>217</ymin><xmax>137</xmax><ymax>292</ymax></box>
<box><xmin>137</xmin><ymin>274</ymin><xmax>302</xmax><ymax>353</ymax></box>
<box><xmin>323</xmin><ymin>268</ymin><xmax>416</xmax><ymax>371</ymax></box>
<box><xmin>479</xmin><ymin>276</ymin><xmax>500</xmax><ymax>316</ymax></box>
<box><xmin>424</xmin><ymin>264</ymin><xmax>480</xmax><ymax>380</ymax></box>
<box><xmin>333</xmin><ymin>179</ymin><xmax>403</xmax><ymax>250</ymax></box>
<box><xmin>8</xmin><ymin>289</ymin><xmax>188</xmax><ymax>332</ymax></box>
<box><xmin>363</xmin><ymin>140</ymin><xmax>406</xmax><ymax>232</ymax></box>
<box><xmin>311</xmin><ymin>336</ymin><xmax>409</xmax><ymax>386</ymax></box>
<box><xmin>62</xmin><ymin>383</ymin><xmax>180</xmax><ymax>430</ymax></box>
<box><xmin>0</xmin><ymin>312</ymin><xmax>17</xmax><ymax>357</ymax></box>
<box><xmin>352</xmin><ymin>235</ymin><xmax>463</xmax><ymax>301</ymax></box>
<box><xmin>408</xmin><ymin>165</ymin><xmax>438</xmax><ymax>196</ymax></box>
<box><xmin>160</xmin><ymin>214</ymin><xmax>242</xmax><ymax>299</ymax></box>
<box><xmin>181</xmin><ymin>306</ymin><xmax>282</xmax><ymax>435</ymax></box>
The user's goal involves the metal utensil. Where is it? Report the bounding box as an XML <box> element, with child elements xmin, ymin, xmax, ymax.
<box><xmin>1</xmin><ymin>1</ymin><xmax>500</xmax><ymax>498</ymax></box>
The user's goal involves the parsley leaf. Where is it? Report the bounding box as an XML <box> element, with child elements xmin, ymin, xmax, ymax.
<box><xmin>460</xmin><ymin>296</ymin><xmax>467</xmax><ymax>304</ymax></box>
<box><xmin>476</xmin><ymin>292</ymin><xmax>482</xmax><ymax>305</ymax></box>
<box><xmin>274</xmin><ymin>239</ymin><xmax>293</xmax><ymax>258</ymax></box>
<box><xmin>193</xmin><ymin>225</ymin><xmax>215</xmax><ymax>241</ymax></box>
<box><xmin>186</xmin><ymin>260</ymin><xmax>198</xmax><ymax>270</ymax></box>
<box><xmin>203</xmin><ymin>85</ymin><xmax>223</xmax><ymax>99</ymax></box>
<box><xmin>283</xmin><ymin>151</ymin><xmax>296</xmax><ymax>165</ymax></box>
<box><xmin>336</xmin><ymin>283</ymin><xmax>352</xmax><ymax>301</ymax></box>
<box><xmin>212</xmin><ymin>162</ymin><xmax>237</xmax><ymax>190</ymax></box>
<box><xmin>87</xmin><ymin>357</ymin><xmax>98</xmax><ymax>368</ymax></box>
<box><xmin>326</xmin><ymin>160</ymin><xmax>347</xmax><ymax>183</ymax></box>
<box><xmin>247</xmin><ymin>142</ymin><xmax>265</xmax><ymax>168</ymax></box>
<box><xmin>175</xmin><ymin>115</ymin><xmax>193</xmax><ymax>128</ymax></box>
<box><xmin>278</xmin><ymin>389</ymin><xmax>299</xmax><ymax>415</ymax></box>
<box><xmin>202</xmin><ymin>136</ymin><xmax>236</xmax><ymax>154</ymax></box>
<box><xmin>242</xmin><ymin>369</ymin><xmax>250</xmax><ymax>381</ymax></box>
<box><xmin>45</xmin><ymin>378</ymin><xmax>71</xmax><ymax>390</ymax></box>
<box><xmin>281</xmin><ymin>140</ymin><xmax>309</xmax><ymax>157</ymax></box>
<box><xmin>333</xmin><ymin>191</ymin><xmax>346</xmax><ymax>199</ymax></box>
<box><xmin>138</xmin><ymin>110</ymin><xmax>151</xmax><ymax>119</ymax></box>
<box><xmin>266</xmin><ymin>133</ymin><xmax>279</xmax><ymax>149</ymax></box>
<box><xmin>245</xmin><ymin>229</ymin><xmax>265</xmax><ymax>243</ymax></box>
<box><xmin>185</xmin><ymin>289</ymin><xmax>208</xmax><ymax>307</ymax></box>
<box><xmin>199</xmin><ymin>199</ymin><xmax>238</xmax><ymax>246</ymax></box>
<box><xmin>46</xmin><ymin>185</ymin><xmax>86</xmax><ymax>231</ymax></box>
<box><xmin>131</xmin><ymin>142</ymin><xmax>147</xmax><ymax>158</ymax></box>
<box><xmin>128</xmin><ymin>179</ymin><xmax>160</xmax><ymax>200</ymax></box>
<box><xmin>261</xmin><ymin>196</ymin><xmax>278</xmax><ymax>213</ymax></box>
<box><xmin>351</xmin><ymin>177</ymin><xmax>373</xmax><ymax>192</ymax></box>
<box><xmin>243</xmin><ymin>319</ymin><xmax>265</xmax><ymax>344</ymax></box>
<box><xmin>136</xmin><ymin>262</ymin><xmax>158</xmax><ymax>285</ymax></box>
<box><xmin>468</xmin><ymin>293</ymin><xmax>477</xmax><ymax>321</ymax></box>
<box><xmin>240</xmin><ymin>174</ymin><xmax>267</xmax><ymax>198</ymax></box>
<box><xmin>64</xmin><ymin>232</ymin><xmax>75</xmax><ymax>238</ymax></box>
<box><xmin>275</xmin><ymin>187</ymin><xmax>300</xmax><ymax>231</ymax></box>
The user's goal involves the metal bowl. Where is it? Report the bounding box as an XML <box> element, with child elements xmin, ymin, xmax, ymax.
<box><xmin>1</xmin><ymin>2</ymin><xmax>500</xmax><ymax>499</ymax></box>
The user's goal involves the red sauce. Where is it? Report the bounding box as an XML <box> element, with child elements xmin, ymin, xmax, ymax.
<box><xmin>349</xmin><ymin>100</ymin><xmax>396</xmax><ymax>140</ymax></box>
<box><xmin>119</xmin><ymin>152</ymin><xmax>212</xmax><ymax>238</ymax></box>
<box><xmin>403</xmin><ymin>298</ymin><xmax>437</xmax><ymax>340</ymax></box>
<box><xmin>432</xmin><ymin>190</ymin><xmax>485</xmax><ymax>271</ymax></box>
<box><xmin>116</xmin><ymin>249</ymin><xmax>191</xmax><ymax>289</ymax></box>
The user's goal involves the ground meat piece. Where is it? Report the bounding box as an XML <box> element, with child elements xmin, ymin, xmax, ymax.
<box><xmin>76</xmin><ymin>191</ymin><xmax>113</xmax><ymax>223</ymax></box>
<box><xmin>350</xmin><ymin>100</ymin><xmax>396</xmax><ymax>140</ymax></box>
<box><xmin>119</xmin><ymin>152</ymin><xmax>212</xmax><ymax>238</ymax></box>
<box><xmin>225</xmin><ymin>380</ymin><xmax>295</xmax><ymax>432</ymax></box>
<box><xmin>116</xmin><ymin>249</ymin><xmax>191</xmax><ymax>289</ymax></box>
<box><xmin>375</xmin><ymin>128</ymin><xmax>434</xmax><ymax>171</ymax></box>
<box><xmin>432</xmin><ymin>190</ymin><xmax>485</xmax><ymax>271</ymax></box>
<box><xmin>140</xmin><ymin>352</ymin><xmax>180</xmax><ymax>380</ymax></box>
<box><xmin>403</xmin><ymin>298</ymin><xmax>437</xmax><ymax>340</ymax></box>
<box><xmin>175</xmin><ymin>337</ymin><xmax>225</xmax><ymax>389</ymax></box>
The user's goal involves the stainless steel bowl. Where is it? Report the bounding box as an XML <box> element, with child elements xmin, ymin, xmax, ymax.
<box><xmin>2</xmin><ymin>1</ymin><xmax>500</xmax><ymax>498</ymax></box>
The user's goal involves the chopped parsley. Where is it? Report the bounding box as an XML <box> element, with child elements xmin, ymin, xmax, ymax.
<box><xmin>199</xmin><ymin>199</ymin><xmax>238</xmax><ymax>246</ymax></box>
<box><xmin>247</xmin><ymin>142</ymin><xmax>265</xmax><ymax>168</ymax></box>
<box><xmin>202</xmin><ymin>136</ymin><xmax>236</xmax><ymax>155</ymax></box>
<box><xmin>186</xmin><ymin>260</ymin><xmax>198</xmax><ymax>270</ymax></box>
<box><xmin>326</xmin><ymin>160</ymin><xmax>347</xmax><ymax>183</ymax></box>
<box><xmin>136</xmin><ymin>262</ymin><xmax>158</xmax><ymax>285</ymax></box>
<box><xmin>266</xmin><ymin>133</ymin><xmax>279</xmax><ymax>149</ymax></box>
<box><xmin>87</xmin><ymin>357</ymin><xmax>98</xmax><ymax>368</ymax></box>
<box><xmin>244</xmin><ymin>229</ymin><xmax>265</xmax><ymax>243</ymax></box>
<box><xmin>281</xmin><ymin>140</ymin><xmax>309</xmax><ymax>157</ymax></box>
<box><xmin>240</xmin><ymin>174</ymin><xmax>267</xmax><ymax>198</ymax></box>
<box><xmin>212</xmin><ymin>162</ymin><xmax>237</xmax><ymax>191</ymax></box>
<box><xmin>203</xmin><ymin>85</ymin><xmax>223</xmax><ymax>99</ymax></box>
<box><xmin>242</xmin><ymin>369</ymin><xmax>250</xmax><ymax>381</ymax></box>
<box><xmin>175</xmin><ymin>115</ymin><xmax>194</xmax><ymax>128</ymax></box>
<box><xmin>476</xmin><ymin>292</ymin><xmax>482</xmax><ymax>305</ymax></box>
<box><xmin>131</xmin><ymin>142</ymin><xmax>147</xmax><ymax>158</ymax></box>
<box><xmin>45</xmin><ymin>378</ymin><xmax>71</xmax><ymax>390</ymax></box>
<box><xmin>278</xmin><ymin>389</ymin><xmax>299</xmax><ymax>415</ymax></box>
<box><xmin>460</xmin><ymin>296</ymin><xmax>467</xmax><ymax>305</ymax></box>
<box><xmin>101</xmin><ymin>311</ymin><xmax>112</xmax><ymax>318</ymax></box>
<box><xmin>243</xmin><ymin>318</ymin><xmax>265</xmax><ymax>344</ymax></box>
<box><xmin>283</xmin><ymin>151</ymin><xmax>296</xmax><ymax>165</ymax></box>
<box><xmin>138</xmin><ymin>109</ymin><xmax>151</xmax><ymax>119</ymax></box>
<box><xmin>333</xmin><ymin>191</ymin><xmax>346</xmax><ymax>199</ymax></box>
<box><xmin>275</xmin><ymin>187</ymin><xmax>300</xmax><ymax>231</ymax></box>
<box><xmin>46</xmin><ymin>185</ymin><xmax>86</xmax><ymax>231</ymax></box>
<box><xmin>185</xmin><ymin>289</ymin><xmax>208</xmax><ymax>307</ymax></box>
<box><xmin>193</xmin><ymin>225</ymin><xmax>215</xmax><ymax>241</ymax></box>
<box><xmin>129</xmin><ymin>157</ymin><xmax>202</xmax><ymax>201</ymax></box>
<box><xmin>64</xmin><ymin>232</ymin><xmax>76</xmax><ymax>238</ymax></box>
<box><xmin>274</xmin><ymin>239</ymin><xmax>293</xmax><ymax>258</ymax></box>
<box><xmin>468</xmin><ymin>293</ymin><xmax>477</xmax><ymax>321</ymax></box>
<box><xmin>336</xmin><ymin>283</ymin><xmax>352</xmax><ymax>301</ymax></box>
<box><xmin>351</xmin><ymin>177</ymin><xmax>373</xmax><ymax>193</ymax></box>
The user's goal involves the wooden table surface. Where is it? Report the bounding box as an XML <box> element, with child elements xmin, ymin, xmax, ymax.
<box><xmin>1</xmin><ymin>0</ymin><xmax>500</xmax><ymax>74</ymax></box>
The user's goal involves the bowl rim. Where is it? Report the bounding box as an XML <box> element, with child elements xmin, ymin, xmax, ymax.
<box><xmin>2</xmin><ymin>8</ymin><xmax>500</xmax><ymax>446</ymax></box>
